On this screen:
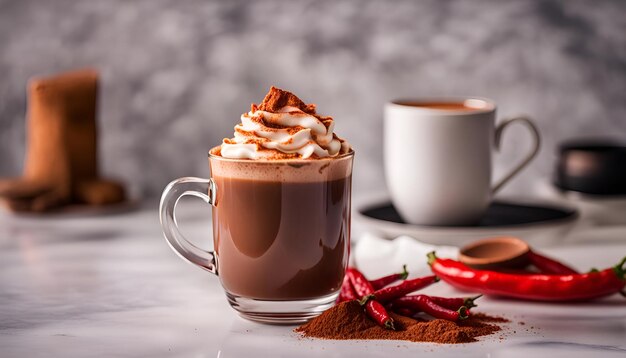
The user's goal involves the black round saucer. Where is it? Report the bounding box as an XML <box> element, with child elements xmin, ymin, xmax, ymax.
<box><xmin>360</xmin><ymin>200</ymin><xmax>578</xmax><ymax>228</ymax></box>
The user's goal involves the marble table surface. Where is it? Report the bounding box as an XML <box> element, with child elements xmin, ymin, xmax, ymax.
<box><xmin>1</xmin><ymin>200</ymin><xmax>625</xmax><ymax>358</ymax></box>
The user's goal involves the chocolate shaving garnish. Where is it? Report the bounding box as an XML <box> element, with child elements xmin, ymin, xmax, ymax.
<box><xmin>257</xmin><ymin>86</ymin><xmax>316</xmax><ymax>114</ymax></box>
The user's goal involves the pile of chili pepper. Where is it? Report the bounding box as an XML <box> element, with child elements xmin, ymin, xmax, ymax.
<box><xmin>428</xmin><ymin>251</ymin><xmax>626</xmax><ymax>301</ymax></box>
<box><xmin>337</xmin><ymin>266</ymin><xmax>480</xmax><ymax>329</ymax></box>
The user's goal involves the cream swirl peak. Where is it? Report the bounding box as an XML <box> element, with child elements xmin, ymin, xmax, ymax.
<box><xmin>219</xmin><ymin>87</ymin><xmax>351</xmax><ymax>160</ymax></box>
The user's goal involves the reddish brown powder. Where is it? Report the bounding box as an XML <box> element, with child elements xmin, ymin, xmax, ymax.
<box><xmin>470</xmin><ymin>312</ymin><xmax>510</xmax><ymax>323</ymax></box>
<box><xmin>295</xmin><ymin>301</ymin><xmax>506</xmax><ymax>344</ymax></box>
<box><xmin>257</xmin><ymin>86</ymin><xmax>316</xmax><ymax>114</ymax></box>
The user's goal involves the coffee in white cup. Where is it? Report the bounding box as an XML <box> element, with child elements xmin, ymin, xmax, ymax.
<box><xmin>384</xmin><ymin>98</ymin><xmax>540</xmax><ymax>226</ymax></box>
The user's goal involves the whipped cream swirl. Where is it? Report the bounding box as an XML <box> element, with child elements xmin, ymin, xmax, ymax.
<box><xmin>220</xmin><ymin>105</ymin><xmax>351</xmax><ymax>160</ymax></box>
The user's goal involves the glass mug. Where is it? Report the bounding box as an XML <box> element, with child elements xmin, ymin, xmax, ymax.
<box><xmin>159</xmin><ymin>149</ymin><xmax>353</xmax><ymax>323</ymax></box>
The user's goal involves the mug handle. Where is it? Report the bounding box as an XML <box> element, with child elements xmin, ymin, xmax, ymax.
<box><xmin>159</xmin><ymin>177</ymin><xmax>218</xmax><ymax>274</ymax></box>
<box><xmin>492</xmin><ymin>116</ymin><xmax>541</xmax><ymax>193</ymax></box>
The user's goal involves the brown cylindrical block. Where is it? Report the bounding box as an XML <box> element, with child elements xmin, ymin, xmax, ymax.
<box><xmin>0</xmin><ymin>68</ymin><xmax>126</xmax><ymax>212</ymax></box>
<box><xmin>25</xmin><ymin>69</ymin><xmax>99</xmax><ymax>194</ymax></box>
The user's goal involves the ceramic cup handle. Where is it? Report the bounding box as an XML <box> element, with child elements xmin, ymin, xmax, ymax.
<box><xmin>492</xmin><ymin>116</ymin><xmax>541</xmax><ymax>193</ymax></box>
<box><xmin>159</xmin><ymin>177</ymin><xmax>217</xmax><ymax>274</ymax></box>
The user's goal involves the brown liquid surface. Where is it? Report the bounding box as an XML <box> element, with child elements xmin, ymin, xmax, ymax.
<box><xmin>212</xmin><ymin>175</ymin><xmax>351</xmax><ymax>300</ymax></box>
<box><xmin>399</xmin><ymin>101</ymin><xmax>478</xmax><ymax>111</ymax></box>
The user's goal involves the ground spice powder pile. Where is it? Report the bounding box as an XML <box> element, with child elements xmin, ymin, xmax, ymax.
<box><xmin>295</xmin><ymin>301</ymin><xmax>507</xmax><ymax>344</ymax></box>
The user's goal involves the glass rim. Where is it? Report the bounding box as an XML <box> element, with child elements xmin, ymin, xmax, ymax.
<box><xmin>208</xmin><ymin>147</ymin><xmax>354</xmax><ymax>163</ymax></box>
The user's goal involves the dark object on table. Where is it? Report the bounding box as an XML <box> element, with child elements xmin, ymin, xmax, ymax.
<box><xmin>0</xmin><ymin>69</ymin><xmax>126</xmax><ymax>212</ymax></box>
<box><xmin>555</xmin><ymin>138</ymin><xmax>626</xmax><ymax>196</ymax></box>
<box><xmin>360</xmin><ymin>201</ymin><xmax>576</xmax><ymax>227</ymax></box>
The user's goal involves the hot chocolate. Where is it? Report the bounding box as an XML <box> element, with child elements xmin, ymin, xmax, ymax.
<box><xmin>210</xmin><ymin>158</ymin><xmax>352</xmax><ymax>300</ymax></box>
<box><xmin>160</xmin><ymin>86</ymin><xmax>353</xmax><ymax>322</ymax></box>
<box><xmin>212</xmin><ymin>87</ymin><xmax>353</xmax><ymax>300</ymax></box>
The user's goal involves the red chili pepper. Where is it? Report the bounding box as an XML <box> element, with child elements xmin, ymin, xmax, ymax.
<box><xmin>392</xmin><ymin>307</ymin><xmax>417</xmax><ymax>317</ymax></box>
<box><xmin>347</xmin><ymin>268</ymin><xmax>375</xmax><ymax>297</ymax></box>
<box><xmin>365</xmin><ymin>275</ymin><xmax>439</xmax><ymax>303</ymax></box>
<box><xmin>428</xmin><ymin>252</ymin><xmax>626</xmax><ymax>302</ymax></box>
<box><xmin>393</xmin><ymin>295</ymin><xmax>469</xmax><ymax>321</ymax></box>
<box><xmin>389</xmin><ymin>295</ymin><xmax>480</xmax><ymax>314</ymax></box>
<box><xmin>528</xmin><ymin>250</ymin><xmax>578</xmax><ymax>275</ymax></box>
<box><xmin>336</xmin><ymin>274</ymin><xmax>358</xmax><ymax>303</ymax></box>
<box><xmin>365</xmin><ymin>300</ymin><xmax>395</xmax><ymax>330</ymax></box>
<box><xmin>426</xmin><ymin>294</ymin><xmax>482</xmax><ymax>310</ymax></box>
<box><xmin>370</xmin><ymin>265</ymin><xmax>409</xmax><ymax>290</ymax></box>
<box><xmin>347</xmin><ymin>268</ymin><xmax>395</xmax><ymax>330</ymax></box>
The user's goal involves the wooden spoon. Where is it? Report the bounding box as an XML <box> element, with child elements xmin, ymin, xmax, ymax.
<box><xmin>459</xmin><ymin>236</ymin><xmax>530</xmax><ymax>270</ymax></box>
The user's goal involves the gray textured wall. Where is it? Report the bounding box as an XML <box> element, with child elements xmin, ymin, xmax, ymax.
<box><xmin>1</xmin><ymin>0</ymin><xmax>625</xmax><ymax>200</ymax></box>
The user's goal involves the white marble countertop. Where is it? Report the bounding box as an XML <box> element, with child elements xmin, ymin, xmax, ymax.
<box><xmin>1</xmin><ymin>200</ymin><xmax>626</xmax><ymax>357</ymax></box>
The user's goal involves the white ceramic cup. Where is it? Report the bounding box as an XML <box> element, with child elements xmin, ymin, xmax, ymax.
<box><xmin>384</xmin><ymin>98</ymin><xmax>540</xmax><ymax>226</ymax></box>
